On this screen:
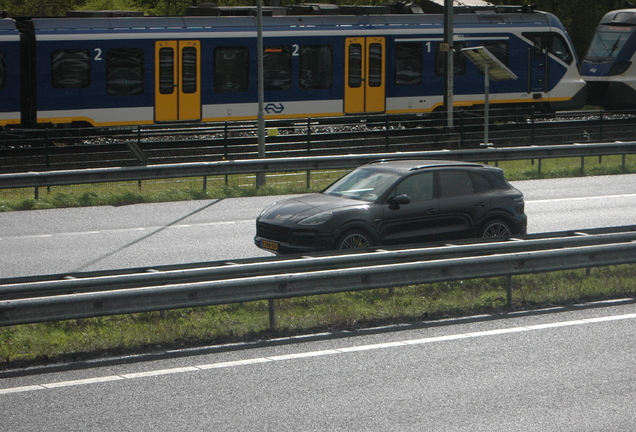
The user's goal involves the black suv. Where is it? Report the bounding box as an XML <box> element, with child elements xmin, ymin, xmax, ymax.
<box><xmin>255</xmin><ymin>160</ymin><xmax>527</xmax><ymax>254</ymax></box>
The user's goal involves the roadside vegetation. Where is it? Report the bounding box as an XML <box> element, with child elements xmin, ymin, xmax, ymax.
<box><xmin>1</xmin><ymin>264</ymin><xmax>635</xmax><ymax>368</ymax></box>
<box><xmin>1</xmin><ymin>155</ymin><xmax>635</xmax><ymax>212</ymax></box>
<box><xmin>0</xmin><ymin>155</ymin><xmax>635</xmax><ymax>368</ymax></box>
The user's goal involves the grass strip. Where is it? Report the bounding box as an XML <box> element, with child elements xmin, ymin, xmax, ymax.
<box><xmin>1</xmin><ymin>155</ymin><xmax>635</xmax><ymax>212</ymax></box>
<box><xmin>1</xmin><ymin>264</ymin><xmax>635</xmax><ymax>369</ymax></box>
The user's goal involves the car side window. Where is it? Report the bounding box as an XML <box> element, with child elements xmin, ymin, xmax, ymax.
<box><xmin>470</xmin><ymin>173</ymin><xmax>495</xmax><ymax>192</ymax></box>
<box><xmin>438</xmin><ymin>171</ymin><xmax>474</xmax><ymax>197</ymax></box>
<box><xmin>391</xmin><ymin>172</ymin><xmax>434</xmax><ymax>202</ymax></box>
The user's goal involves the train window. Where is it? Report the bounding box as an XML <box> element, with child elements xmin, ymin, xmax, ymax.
<box><xmin>0</xmin><ymin>52</ymin><xmax>5</xmax><ymax>90</ymax></box>
<box><xmin>105</xmin><ymin>48</ymin><xmax>144</xmax><ymax>97</ymax></box>
<box><xmin>348</xmin><ymin>43</ymin><xmax>362</xmax><ymax>88</ymax></box>
<box><xmin>214</xmin><ymin>46</ymin><xmax>249</xmax><ymax>92</ymax></box>
<box><xmin>523</xmin><ymin>32</ymin><xmax>573</xmax><ymax>65</ymax></box>
<box><xmin>182</xmin><ymin>47</ymin><xmax>197</xmax><ymax>94</ymax></box>
<box><xmin>368</xmin><ymin>43</ymin><xmax>383</xmax><ymax>87</ymax></box>
<box><xmin>483</xmin><ymin>41</ymin><xmax>509</xmax><ymax>66</ymax></box>
<box><xmin>395</xmin><ymin>42</ymin><xmax>422</xmax><ymax>86</ymax></box>
<box><xmin>51</xmin><ymin>49</ymin><xmax>90</xmax><ymax>89</ymax></box>
<box><xmin>264</xmin><ymin>46</ymin><xmax>291</xmax><ymax>91</ymax></box>
<box><xmin>159</xmin><ymin>48</ymin><xmax>174</xmax><ymax>95</ymax></box>
<box><xmin>300</xmin><ymin>45</ymin><xmax>333</xmax><ymax>90</ymax></box>
<box><xmin>435</xmin><ymin>42</ymin><xmax>466</xmax><ymax>77</ymax></box>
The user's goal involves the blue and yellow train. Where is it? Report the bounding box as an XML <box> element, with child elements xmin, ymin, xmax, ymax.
<box><xmin>0</xmin><ymin>3</ymin><xmax>586</xmax><ymax>130</ymax></box>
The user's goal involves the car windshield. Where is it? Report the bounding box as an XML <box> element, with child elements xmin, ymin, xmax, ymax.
<box><xmin>585</xmin><ymin>25</ymin><xmax>635</xmax><ymax>61</ymax></box>
<box><xmin>323</xmin><ymin>168</ymin><xmax>400</xmax><ymax>201</ymax></box>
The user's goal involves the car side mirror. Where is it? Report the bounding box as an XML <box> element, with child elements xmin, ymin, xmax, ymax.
<box><xmin>389</xmin><ymin>194</ymin><xmax>411</xmax><ymax>210</ymax></box>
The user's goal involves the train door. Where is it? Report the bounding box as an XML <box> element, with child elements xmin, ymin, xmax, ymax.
<box><xmin>155</xmin><ymin>40</ymin><xmax>201</xmax><ymax>122</ymax></box>
<box><xmin>344</xmin><ymin>37</ymin><xmax>386</xmax><ymax>114</ymax></box>
<box><xmin>527</xmin><ymin>35</ymin><xmax>549</xmax><ymax>94</ymax></box>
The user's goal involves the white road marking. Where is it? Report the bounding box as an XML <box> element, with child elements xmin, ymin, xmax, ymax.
<box><xmin>526</xmin><ymin>194</ymin><xmax>636</xmax><ymax>204</ymax></box>
<box><xmin>2</xmin><ymin>312</ymin><xmax>636</xmax><ymax>396</ymax></box>
<box><xmin>1</xmin><ymin>221</ymin><xmax>249</xmax><ymax>241</ymax></box>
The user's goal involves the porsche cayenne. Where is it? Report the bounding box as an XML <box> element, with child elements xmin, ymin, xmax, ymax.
<box><xmin>255</xmin><ymin>159</ymin><xmax>527</xmax><ymax>254</ymax></box>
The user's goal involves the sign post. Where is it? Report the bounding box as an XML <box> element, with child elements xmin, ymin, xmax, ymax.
<box><xmin>461</xmin><ymin>46</ymin><xmax>517</xmax><ymax>146</ymax></box>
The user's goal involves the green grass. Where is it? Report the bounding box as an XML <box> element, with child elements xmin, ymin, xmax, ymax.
<box><xmin>1</xmin><ymin>265</ymin><xmax>635</xmax><ymax>368</ymax></box>
<box><xmin>1</xmin><ymin>155</ymin><xmax>635</xmax><ymax>369</ymax></box>
<box><xmin>1</xmin><ymin>155</ymin><xmax>635</xmax><ymax>212</ymax></box>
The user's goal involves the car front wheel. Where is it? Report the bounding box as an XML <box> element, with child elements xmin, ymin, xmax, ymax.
<box><xmin>479</xmin><ymin>219</ymin><xmax>512</xmax><ymax>238</ymax></box>
<box><xmin>336</xmin><ymin>230</ymin><xmax>373</xmax><ymax>250</ymax></box>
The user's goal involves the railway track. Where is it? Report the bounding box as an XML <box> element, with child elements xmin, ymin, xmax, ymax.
<box><xmin>1</xmin><ymin>109</ymin><xmax>634</xmax><ymax>174</ymax></box>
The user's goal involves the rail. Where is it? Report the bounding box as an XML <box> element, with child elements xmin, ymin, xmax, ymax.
<box><xmin>2</xmin><ymin>108</ymin><xmax>635</xmax><ymax>173</ymax></box>
<box><xmin>1</xmin><ymin>141</ymin><xmax>635</xmax><ymax>191</ymax></box>
<box><xmin>1</xmin><ymin>225</ymin><xmax>635</xmax><ymax>327</ymax></box>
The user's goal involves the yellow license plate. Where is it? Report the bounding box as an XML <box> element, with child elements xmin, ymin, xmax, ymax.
<box><xmin>261</xmin><ymin>240</ymin><xmax>279</xmax><ymax>251</ymax></box>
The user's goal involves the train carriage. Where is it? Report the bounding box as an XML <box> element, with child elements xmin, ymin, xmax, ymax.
<box><xmin>8</xmin><ymin>5</ymin><xmax>586</xmax><ymax>129</ymax></box>
<box><xmin>581</xmin><ymin>8</ymin><xmax>636</xmax><ymax>109</ymax></box>
<box><xmin>0</xmin><ymin>18</ymin><xmax>21</xmax><ymax>127</ymax></box>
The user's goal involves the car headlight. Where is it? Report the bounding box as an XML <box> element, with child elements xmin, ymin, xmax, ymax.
<box><xmin>298</xmin><ymin>212</ymin><xmax>333</xmax><ymax>226</ymax></box>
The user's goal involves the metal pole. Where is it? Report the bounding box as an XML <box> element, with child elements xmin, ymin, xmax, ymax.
<box><xmin>256</xmin><ymin>0</ymin><xmax>266</xmax><ymax>188</ymax></box>
<box><xmin>484</xmin><ymin>63</ymin><xmax>489</xmax><ymax>146</ymax></box>
<box><xmin>444</xmin><ymin>0</ymin><xmax>454</xmax><ymax>128</ymax></box>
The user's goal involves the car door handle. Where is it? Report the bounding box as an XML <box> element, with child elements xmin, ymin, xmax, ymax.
<box><xmin>475</xmin><ymin>202</ymin><xmax>487</xmax><ymax>207</ymax></box>
<box><xmin>426</xmin><ymin>208</ymin><xmax>437</xmax><ymax>214</ymax></box>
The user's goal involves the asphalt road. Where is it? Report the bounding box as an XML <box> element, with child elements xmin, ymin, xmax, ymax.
<box><xmin>1</xmin><ymin>301</ymin><xmax>635</xmax><ymax>431</ymax></box>
<box><xmin>0</xmin><ymin>174</ymin><xmax>635</xmax><ymax>430</ymax></box>
<box><xmin>1</xmin><ymin>174</ymin><xmax>635</xmax><ymax>278</ymax></box>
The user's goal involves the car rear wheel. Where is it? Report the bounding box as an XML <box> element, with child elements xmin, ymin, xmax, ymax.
<box><xmin>337</xmin><ymin>230</ymin><xmax>373</xmax><ymax>250</ymax></box>
<box><xmin>479</xmin><ymin>219</ymin><xmax>512</xmax><ymax>238</ymax></box>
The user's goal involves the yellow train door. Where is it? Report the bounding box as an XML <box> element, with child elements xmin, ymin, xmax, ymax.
<box><xmin>344</xmin><ymin>37</ymin><xmax>386</xmax><ymax>114</ymax></box>
<box><xmin>155</xmin><ymin>40</ymin><xmax>201</xmax><ymax>122</ymax></box>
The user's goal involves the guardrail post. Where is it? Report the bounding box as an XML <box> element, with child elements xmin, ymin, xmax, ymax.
<box><xmin>224</xmin><ymin>122</ymin><xmax>229</xmax><ymax>186</ymax></box>
<box><xmin>269</xmin><ymin>299</ymin><xmax>277</xmax><ymax>329</ymax></box>
<box><xmin>530</xmin><ymin>108</ymin><xmax>535</xmax><ymax>146</ymax></box>
<box><xmin>581</xmin><ymin>156</ymin><xmax>585</xmax><ymax>175</ymax></box>
<box><xmin>459</xmin><ymin>110</ymin><xmax>465</xmax><ymax>147</ymax></box>
<box><xmin>505</xmin><ymin>275</ymin><xmax>513</xmax><ymax>307</ymax></box>
<box><xmin>385</xmin><ymin>115</ymin><xmax>390</xmax><ymax>151</ymax></box>
<box><xmin>306</xmin><ymin>118</ymin><xmax>312</xmax><ymax>189</ymax></box>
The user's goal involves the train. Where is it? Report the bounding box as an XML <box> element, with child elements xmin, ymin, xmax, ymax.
<box><xmin>0</xmin><ymin>2</ymin><xmax>586</xmax><ymax>131</ymax></box>
<box><xmin>582</xmin><ymin>7</ymin><xmax>636</xmax><ymax>110</ymax></box>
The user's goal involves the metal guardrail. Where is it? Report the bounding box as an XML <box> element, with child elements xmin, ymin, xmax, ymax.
<box><xmin>1</xmin><ymin>226</ymin><xmax>635</xmax><ymax>327</ymax></box>
<box><xmin>1</xmin><ymin>141</ymin><xmax>635</xmax><ymax>190</ymax></box>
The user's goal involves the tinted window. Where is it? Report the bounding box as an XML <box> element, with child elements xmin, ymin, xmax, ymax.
<box><xmin>182</xmin><ymin>47</ymin><xmax>197</xmax><ymax>94</ymax></box>
<box><xmin>524</xmin><ymin>32</ymin><xmax>574</xmax><ymax>65</ymax></box>
<box><xmin>159</xmin><ymin>47</ymin><xmax>174</xmax><ymax>95</ymax></box>
<box><xmin>395</xmin><ymin>42</ymin><xmax>422</xmax><ymax>86</ymax></box>
<box><xmin>436</xmin><ymin>42</ymin><xmax>466</xmax><ymax>76</ymax></box>
<box><xmin>0</xmin><ymin>51</ymin><xmax>5</xmax><ymax>90</ymax></box>
<box><xmin>483</xmin><ymin>40</ymin><xmax>509</xmax><ymax>66</ymax></box>
<box><xmin>368</xmin><ymin>43</ymin><xmax>383</xmax><ymax>87</ymax></box>
<box><xmin>264</xmin><ymin>46</ymin><xmax>291</xmax><ymax>91</ymax></box>
<box><xmin>214</xmin><ymin>46</ymin><xmax>249</xmax><ymax>92</ymax></box>
<box><xmin>439</xmin><ymin>171</ymin><xmax>474</xmax><ymax>197</ymax></box>
<box><xmin>393</xmin><ymin>172</ymin><xmax>434</xmax><ymax>202</ymax></box>
<box><xmin>300</xmin><ymin>45</ymin><xmax>333</xmax><ymax>90</ymax></box>
<box><xmin>106</xmin><ymin>48</ymin><xmax>144</xmax><ymax>96</ymax></box>
<box><xmin>470</xmin><ymin>172</ymin><xmax>495</xmax><ymax>192</ymax></box>
<box><xmin>51</xmin><ymin>49</ymin><xmax>90</xmax><ymax>88</ymax></box>
<box><xmin>348</xmin><ymin>43</ymin><xmax>362</xmax><ymax>88</ymax></box>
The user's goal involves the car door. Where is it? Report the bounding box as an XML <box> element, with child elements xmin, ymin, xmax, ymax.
<box><xmin>378</xmin><ymin>171</ymin><xmax>442</xmax><ymax>245</ymax></box>
<box><xmin>436</xmin><ymin>170</ymin><xmax>491</xmax><ymax>239</ymax></box>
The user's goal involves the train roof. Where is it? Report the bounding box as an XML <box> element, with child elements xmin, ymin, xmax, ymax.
<box><xmin>27</xmin><ymin>11</ymin><xmax>555</xmax><ymax>34</ymax></box>
<box><xmin>598</xmin><ymin>9</ymin><xmax>636</xmax><ymax>26</ymax></box>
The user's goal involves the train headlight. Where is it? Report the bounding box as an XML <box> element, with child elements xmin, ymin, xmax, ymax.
<box><xmin>609</xmin><ymin>62</ymin><xmax>632</xmax><ymax>76</ymax></box>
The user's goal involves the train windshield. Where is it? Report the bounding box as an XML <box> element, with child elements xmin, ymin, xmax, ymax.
<box><xmin>585</xmin><ymin>25</ymin><xmax>636</xmax><ymax>62</ymax></box>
